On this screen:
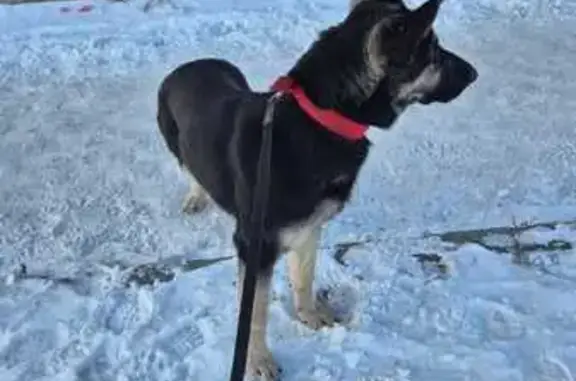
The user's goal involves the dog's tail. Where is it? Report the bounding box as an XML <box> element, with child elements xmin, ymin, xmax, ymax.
<box><xmin>156</xmin><ymin>86</ymin><xmax>183</xmax><ymax>166</ymax></box>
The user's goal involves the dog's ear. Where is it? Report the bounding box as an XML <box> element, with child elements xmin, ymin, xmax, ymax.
<box><xmin>364</xmin><ymin>19</ymin><xmax>388</xmax><ymax>76</ymax></box>
<box><xmin>349</xmin><ymin>0</ymin><xmax>366</xmax><ymax>10</ymax></box>
<box><xmin>363</xmin><ymin>0</ymin><xmax>442</xmax><ymax>71</ymax></box>
<box><xmin>408</xmin><ymin>0</ymin><xmax>442</xmax><ymax>41</ymax></box>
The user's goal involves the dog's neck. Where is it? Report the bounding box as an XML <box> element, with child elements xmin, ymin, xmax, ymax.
<box><xmin>354</xmin><ymin>79</ymin><xmax>404</xmax><ymax>128</ymax></box>
<box><xmin>282</xmin><ymin>66</ymin><xmax>401</xmax><ymax>130</ymax></box>
<box><xmin>284</xmin><ymin>21</ymin><xmax>401</xmax><ymax>130</ymax></box>
<box><xmin>287</xmin><ymin>61</ymin><xmax>379</xmax><ymax>114</ymax></box>
<box><xmin>271</xmin><ymin>76</ymin><xmax>369</xmax><ymax>141</ymax></box>
<box><xmin>286</xmin><ymin>22</ymin><xmax>381</xmax><ymax>107</ymax></box>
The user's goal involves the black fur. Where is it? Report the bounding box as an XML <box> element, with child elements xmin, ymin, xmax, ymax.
<box><xmin>157</xmin><ymin>0</ymin><xmax>477</xmax><ymax>270</ymax></box>
<box><xmin>158</xmin><ymin>57</ymin><xmax>369</xmax><ymax>269</ymax></box>
<box><xmin>157</xmin><ymin>1</ymin><xmax>477</xmax><ymax>377</ymax></box>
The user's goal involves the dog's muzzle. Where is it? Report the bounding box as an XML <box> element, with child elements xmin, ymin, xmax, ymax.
<box><xmin>419</xmin><ymin>50</ymin><xmax>478</xmax><ymax>105</ymax></box>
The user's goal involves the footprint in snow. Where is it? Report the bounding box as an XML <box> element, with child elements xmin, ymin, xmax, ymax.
<box><xmin>0</xmin><ymin>328</ymin><xmax>57</xmax><ymax>369</ymax></box>
<box><xmin>92</xmin><ymin>289</ymin><xmax>154</xmax><ymax>336</ymax></box>
<box><xmin>485</xmin><ymin>304</ymin><xmax>527</xmax><ymax>341</ymax></box>
<box><xmin>153</xmin><ymin>321</ymin><xmax>205</xmax><ymax>362</ymax></box>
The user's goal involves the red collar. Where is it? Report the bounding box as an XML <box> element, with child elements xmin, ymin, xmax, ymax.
<box><xmin>270</xmin><ymin>76</ymin><xmax>368</xmax><ymax>141</ymax></box>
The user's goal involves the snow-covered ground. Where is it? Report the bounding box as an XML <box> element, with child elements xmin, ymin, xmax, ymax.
<box><xmin>1</xmin><ymin>0</ymin><xmax>576</xmax><ymax>380</ymax></box>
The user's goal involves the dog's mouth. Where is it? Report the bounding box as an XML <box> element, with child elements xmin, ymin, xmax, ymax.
<box><xmin>418</xmin><ymin>95</ymin><xmax>433</xmax><ymax>105</ymax></box>
<box><xmin>394</xmin><ymin>93</ymin><xmax>426</xmax><ymax>109</ymax></box>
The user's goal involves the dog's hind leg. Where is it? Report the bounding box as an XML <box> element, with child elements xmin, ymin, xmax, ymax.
<box><xmin>156</xmin><ymin>87</ymin><xmax>209</xmax><ymax>214</ymax></box>
<box><xmin>287</xmin><ymin>227</ymin><xmax>337</xmax><ymax>329</ymax></box>
<box><xmin>180</xmin><ymin>167</ymin><xmax>210</xmax><ymax>214</ymax></box>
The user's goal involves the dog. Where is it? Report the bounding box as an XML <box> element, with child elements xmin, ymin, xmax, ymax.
<box><xmin>156</xmin><ymin>0</ymin><xmax>477</xmax><ymax>379</ymax></box>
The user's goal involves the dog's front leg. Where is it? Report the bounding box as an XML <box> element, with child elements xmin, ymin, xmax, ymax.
<box><xmin>236</xmin><ymin>246</ymin><xmax>280</xmax><ymax>380</ymax></box>
<box><xmin>287</xmin><ymin>227</ymin><xmax>337</xmax><ymax>329</ymax></box>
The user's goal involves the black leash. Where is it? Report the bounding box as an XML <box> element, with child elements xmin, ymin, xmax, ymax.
<box><xmin>229</xmin><ymin>92</ymin><xmax>283</xmax><ymax>381</ymax></box>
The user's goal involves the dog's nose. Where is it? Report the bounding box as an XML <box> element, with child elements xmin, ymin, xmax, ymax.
<box><xmin>467</xmin><ymin>66</ymin><xmax>478</xmax><ymax>83</ymax></box>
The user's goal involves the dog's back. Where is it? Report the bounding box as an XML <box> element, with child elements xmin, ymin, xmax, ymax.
<box><xmin>157</xmin><ymin>58</ymin><xmax>268</xmax><ymax>215</ymax></box>
<box><xmin>157</xmin><ymin>58</ymin><xmax>250</xmax><ymax>163</ymax></box>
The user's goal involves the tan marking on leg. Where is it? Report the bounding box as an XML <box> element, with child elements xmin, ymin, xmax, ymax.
<box><xmin>287</xmin><ymin>227</ymin><xmax>337</xmax><ymax>329</ymax></box>
<box><xmin>180</xmin><ymin>166</ymin><xmax>210</xmax><ymax>214</ymax></box>
<box><xmin>236</xmin><ymin>262</ymin><xmax>280</xmax><ymax>380</ymax></box>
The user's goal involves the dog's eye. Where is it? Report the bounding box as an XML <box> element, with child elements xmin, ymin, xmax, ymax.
<box><xmin>393</xmin><ymin>22</ymin><xmax>407</xmax><ymax>34</ymax></box>
<box><xmin>388</xmin><ymin>54</ymin><xmax>414</xmax><ymax>69</ymax></box>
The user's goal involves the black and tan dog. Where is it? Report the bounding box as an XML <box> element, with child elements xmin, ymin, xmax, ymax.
<box><xmin>156</xmin><ymin>0</ymin><xmax>477</xmax><ymax>379</ymax></box>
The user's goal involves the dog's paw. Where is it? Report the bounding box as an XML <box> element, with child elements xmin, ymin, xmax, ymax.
<box><xmin>296</xmin><ymin>298</ymin><xmax>338</xmax><ymax>330</ymax></box>
<box><xmin>248</xmin><ymin>346</ymin><xmax>281</xmax><ymax>381</ymax></box>
<box><xmin>181</xmin><ymin>191</ymin><xmax>209</xmax><ymax>214</ymax></box>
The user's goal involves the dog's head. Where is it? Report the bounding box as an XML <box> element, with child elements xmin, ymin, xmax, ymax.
<box><xmin>350</xmin><ymin>0</ymin><xmax>478</xmax><ymax>126</ymax></box>
<box><xmin>287</xmin><ymin>0</ymin><xmax>477</xmax><ymax>128</ymax></box>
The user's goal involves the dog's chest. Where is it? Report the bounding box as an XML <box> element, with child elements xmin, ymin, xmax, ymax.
<box><xmin>278</xmin><ymin>174</ymin><xmax>354</xmax><ymax>252</ymax></box>
<box><xmin>278</xmin><ymin>198</ymin><xmax>343</xmax><ymax>252</ymax></box>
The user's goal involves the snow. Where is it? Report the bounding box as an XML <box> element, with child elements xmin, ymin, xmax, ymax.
<box><xmin>1</xmin><ymin>0</ymin><xmax>576</xmax><ymax>380</ymax></box>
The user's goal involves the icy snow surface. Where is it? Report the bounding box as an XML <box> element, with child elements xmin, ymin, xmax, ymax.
<box><xmin>1</xmin><ymin>0</ymin><xmax>576</xmax><ymax>380</ymax></box>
